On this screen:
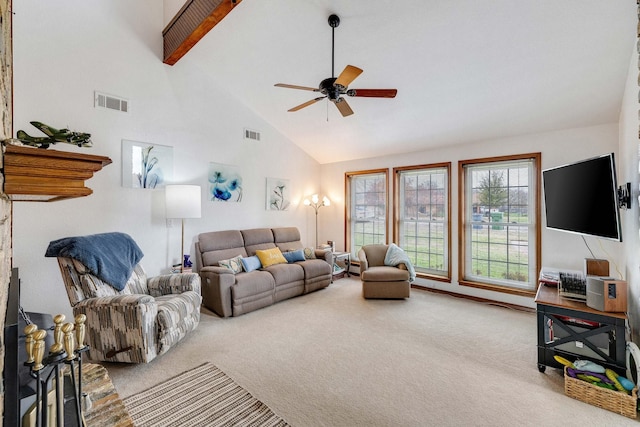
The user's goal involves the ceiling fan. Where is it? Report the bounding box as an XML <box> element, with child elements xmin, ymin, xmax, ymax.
<box><xmin>275</xmin><ymin>14</ymin><xmax>397</xmax><ymax>117</ymax></box>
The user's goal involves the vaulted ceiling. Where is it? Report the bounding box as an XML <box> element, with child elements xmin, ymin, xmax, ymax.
<box><xmin>165</xmin><ymin>0</ymin><xmax>637</xmax><ymax>164</ymax></box>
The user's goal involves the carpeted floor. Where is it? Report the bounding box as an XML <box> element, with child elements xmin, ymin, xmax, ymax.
<box><xmin>105</xmin><ymin>277</ymin><xmax>638</xmax><ymax>426</ymax></box>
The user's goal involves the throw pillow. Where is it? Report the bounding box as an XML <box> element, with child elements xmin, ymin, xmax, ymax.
<box><xmin>283</xmin><ymin>249</ymin><xmax>305</xmax><ymax>263</ymax></box>
<box><xmin>256</xmin><ymin>247</ymin><xmax>288</xmax><ymax>267</ymax></box>
<box><xmin>303</xmin><ymin>247</ymin><xmax>317</xmax><ymax>259</ymax></box>
<box><xmin>241</xmin><ymin>255</ymin><xmax>262</xmax><ymax>272</ymax></box>
<box><xmin>218</xmin><ymin>255</ymin><xmax>243</xmax><ymax>274</ymax></box>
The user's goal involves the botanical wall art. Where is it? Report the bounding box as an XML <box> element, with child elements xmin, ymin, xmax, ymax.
<box><xmin>209</xmin><ymin>162</ymin><xmax>243</xmax><ymax>202</ymax></box>
<box><xmin>266</xmin><ymin>177</ymin><xmax>290</xmax><ymax>210</ymax></box>
<box><xmin>122</xmin><ymin>140</ymin><xmax>173</xmax><ymax>189</ymax></box>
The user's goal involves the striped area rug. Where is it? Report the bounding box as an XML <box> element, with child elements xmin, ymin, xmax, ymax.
<box><xmin>122</xmin><ymin>362</ymin><xmax>290</xmax><ymax>427</ymax></box>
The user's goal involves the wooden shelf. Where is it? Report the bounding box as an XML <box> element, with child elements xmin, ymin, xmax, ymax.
<box><xmin>1</xmin><ymin>143</ymin><xmax>112</xmax><ymax>202</ymax></box>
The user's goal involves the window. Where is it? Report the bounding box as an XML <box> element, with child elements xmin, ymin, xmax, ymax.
<box><xmin>394</xmin><ymin>163</ymin><xmax>451</xmax><ymax>281</ymax></box>
<box><xmin>459</xmin><ymin>153</ymin><xmax>541</xmax><ymax>295</ymax></box>
<box><xmin>346</xmin><ymin>169</ymin><xmax>388</xmax><ymax>259</ymax></box>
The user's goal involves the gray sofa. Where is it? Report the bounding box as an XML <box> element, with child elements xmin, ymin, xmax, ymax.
<box><xmin>195</xmin><ymin>227</ymin><xmax>332</xmax><ymax>317</ymax></box>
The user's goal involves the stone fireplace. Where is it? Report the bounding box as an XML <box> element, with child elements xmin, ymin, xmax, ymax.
<box><xmin>0</xmin><ymin>0</ymin><xmax>13</xmax><ymax>424</ymax></box>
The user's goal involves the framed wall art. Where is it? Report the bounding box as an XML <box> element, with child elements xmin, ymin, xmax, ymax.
<box><xmin>266</xmin><ymin>177</ymin><xmax>290</xmax><ymax>210</ymax></box>
<box><xmin>209</xmin><ymin>162</ymin><xmax>243</xmax><ymax>202</ymax></box>
<box><xmin>122</xmin><ymin>140</ymin><xmax>173</xmax><ymax>189</ymax></box>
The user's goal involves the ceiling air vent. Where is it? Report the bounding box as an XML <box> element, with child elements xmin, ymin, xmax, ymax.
<box><xmin>94</xmin><ymin>91</ymin><xmax>129</xmax><ymax>113</ymax></box>
<box><xmin>243</xmin><ymin>128</ymin><xmax>261</xmax><ymax>141</ymax></box>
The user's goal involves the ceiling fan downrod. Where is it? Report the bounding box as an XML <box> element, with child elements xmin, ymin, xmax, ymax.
<box><xmin>328</xmin><ymin>14</ymin><xmax>340</xmax><ymax>78</ymax></box>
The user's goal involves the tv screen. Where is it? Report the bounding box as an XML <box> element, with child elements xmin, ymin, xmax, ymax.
<box><xmin>542</xmin><ymin>153</ymin><xmax>622</xmax><ymax>241</ymax></box>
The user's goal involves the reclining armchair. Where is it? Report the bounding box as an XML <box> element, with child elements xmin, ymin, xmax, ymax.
<box><xmin>358</xmin><ymin>244</ymin><xmax>411</xmax><ymax>299</ymax></box>
<box><xmin>49</xmin><ymin>233</ymin><xmax>201</xmax><ymax>363</ymax></box>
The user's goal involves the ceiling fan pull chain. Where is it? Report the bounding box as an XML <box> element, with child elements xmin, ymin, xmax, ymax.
<box><xmin>326</xmin><ymin>98</ymin><xmax>329</xmax><ymax>122</ymax></box>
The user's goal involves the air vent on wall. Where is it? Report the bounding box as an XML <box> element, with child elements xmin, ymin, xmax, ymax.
<box><xmin>243</xmin><ymin>128</ymin><xmax>261</xmax><ymax>141</ymax></box>
<box><xmin>94</xmin><ymin>91</ymin><xmax>129</xmax><ymax>113</ymax></box>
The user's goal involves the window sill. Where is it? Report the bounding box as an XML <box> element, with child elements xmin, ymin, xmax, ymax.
<box><xmin>415</xmin><ymin>272</ymin><xmax>451</xmax><ymax>283</ymax></box>
<box><xmin>459</xmin><ymin>279</ymin><xmax>536</xmax><ymax>298</ymax></box>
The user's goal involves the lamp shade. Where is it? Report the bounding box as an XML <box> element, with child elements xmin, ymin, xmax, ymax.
<box><xmin>165</xmin><ymin>185</ymin><xmax>201</xmax><ymax>219</ymax></box>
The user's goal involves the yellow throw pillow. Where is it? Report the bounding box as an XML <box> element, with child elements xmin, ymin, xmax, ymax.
<box><xmin>255</xmin><ymin>247</ymin><xmax>287</xmax><ymax>268</ymax></box>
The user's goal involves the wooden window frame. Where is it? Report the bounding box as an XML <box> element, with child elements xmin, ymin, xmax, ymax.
<box><xmin>458</xmin><ymin>153</ymin><xmax>541</xmax><ymax>297</ymax></box>
<box><xmin>345</xmin><ymin>169</ymin><xmax>389</xmax><ymax>262</ymax></box>
<box><xmin>393</xmin><ymin>162</ymin><xmax>452</xmax><ymax>283</ymax></box>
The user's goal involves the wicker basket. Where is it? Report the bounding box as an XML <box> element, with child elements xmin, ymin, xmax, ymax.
<box><xmin>564</xmin><ymin>367</ymin><xmax>638</xmax><ymax>419</ymax></box>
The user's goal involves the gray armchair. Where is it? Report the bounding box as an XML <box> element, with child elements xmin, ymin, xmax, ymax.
<box><xmin>56</xmin><ymin>257</ymin><xmax>201</xmax><ymax>363</ymax></box>
<box><xmin>358</xmin><ymin>244</ymin><xmax>411</xmax><ymax>299</ymax></box>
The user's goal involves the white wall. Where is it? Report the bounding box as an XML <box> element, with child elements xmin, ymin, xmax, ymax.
<box><xmin>319</xmin><ymin>123</ymin><xmax>622</xmax><ymax>308</ymax></box>
<box><xmin>619</xmin><ymin>42</ymin><xmax>640</xmax><ymax>343</ymax></box>
<box><xmin>12</xmin><ymin>0</ymin><xmax>322</xmax><ymax>318</ymax></box>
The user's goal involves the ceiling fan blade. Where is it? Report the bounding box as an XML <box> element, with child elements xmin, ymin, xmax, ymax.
<box><xmin>288</xmin><ymin>97</ymin><xmax>326</xmax><ymax>112</ymax></box>
<box><xmin>275</xmin><ymin>83</ymin><xmax>320</xmax><ymax>92</ymax></box>
<box><xmin>347</xmin><ymin>89</ymin><xmax>398</xmax><ymax>98</ymax></box>
<box><xmin>334</xmin><ymin>65</ymin><xmax>363</xmax><ymax>88</ymax></box>
<box><xmin>333</xmin><ymin>98</ymin><xmax>354</xmax><ymax>117</ymax></box>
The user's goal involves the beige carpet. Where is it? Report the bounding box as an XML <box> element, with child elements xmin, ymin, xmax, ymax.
<box><xmin>105</xmin><ymin>278</ymin><xmax>638</xmax><ymax>426</ymax></box>
<box><xmin>122</xmin><ymin>362</ymin><xmax>289</xmax><ymax>427</ymax></box>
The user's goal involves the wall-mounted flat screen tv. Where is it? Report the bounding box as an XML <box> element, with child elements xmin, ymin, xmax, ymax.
<box><xmin>542</xmin><ymin>153</ymin><xmax>622</xmax><ymax>242</ymax></box>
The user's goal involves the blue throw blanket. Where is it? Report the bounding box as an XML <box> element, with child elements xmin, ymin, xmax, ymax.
<box><xmin>384</xmin><ymin>243</ymin><xmax>416</xmax><ymax>282</ymax></box>
<box><xmin>45</xmin><ymin>232</ymin><xmax>144</xmax><ymax>291</ymax></box>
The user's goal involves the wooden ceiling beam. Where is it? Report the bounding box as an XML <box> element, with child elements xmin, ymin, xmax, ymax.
<box><xmin>163</xmin><ymin>0</ymin><xmax>243</xmax><ymax>66</ymax></box>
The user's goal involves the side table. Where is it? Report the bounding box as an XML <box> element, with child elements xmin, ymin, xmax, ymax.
<box><xmin>332</xmin><ymin>252</ymin><xmax>351</xmax><ymax>282</ymax></box>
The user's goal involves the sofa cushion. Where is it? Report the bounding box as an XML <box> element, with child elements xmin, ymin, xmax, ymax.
<box><xmin>197</xmin><ymin>230</ymin><xmax>248</xmax><ymax>267</ymax></box>
<box><xmin>124</xmin><ymin>264</ymin><xmax>149</xmax><ymax>295</ymax></box>
<box><xmin>232</xmin><ymin>271</ymin><xmax>275</xmax><ymax>300</ymax></box>
<box><xmin>273</xmin><ymin>227</ymin><xmax>304</xmax><ymax>252</ymax></box>
<box><xmin>361</xmin><ymin>266</ymin><xmax>410</xmax><ymax>282</ymax></box>
<box><xmin>241</xmin><ymin>228</ymin><xmax>276</xmax><ymax>256</ymax></box>
<box><xmin>79</xmin><ymin>273</ymin><xmax>132</xmax><ymax>299</ymax></box>
<box><xmin>297</xmin><ymin>259</ymin><xmax>332</xmax><ymax>279</ymax></box>
<box><xmin>218</xmin><ymin>255</ymin><xmax>243</xmax><ymax>273</ymax></box>
<box><xmin>362</xmin><ymin>244</ymin><xmax>389</xmax><ymax>267</ymax></box>
<box><xmin>264</xmin><ymin>263</ymin><xmax>304</xmax><ymax>286</ymax></box>
<box><xmin>256</xmin><ymin>248</ymin><xmax>287</xmax><ymax>267</ymax></box>
<box><xmin>240</xmin><ymin>255</ymin><xmax>262</xmax><ymax>272</ymax></box>
<box><xmin>283</xmin><ymin>249</ymin><xmax>305</xmax><ymax>263</ymax></box>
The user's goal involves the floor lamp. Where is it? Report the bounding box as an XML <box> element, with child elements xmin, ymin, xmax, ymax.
<box><xmin>165</xmin><ymin>185</ymin><xmax>201</xmax><ymax>272</ymax></box>
<box><xmin>304</xmin><ymin>194</ymin><xmax>330</xmax><ymax>248</ymax></box>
